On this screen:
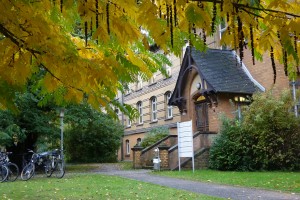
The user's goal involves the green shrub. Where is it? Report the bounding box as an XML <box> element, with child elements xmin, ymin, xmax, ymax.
<box><xmin>64</xmin><ymin>104</ymin><xmax>124</xmax><ymax>163</ymax></box>
<box><xmin>209</xmin><ymin>91</ymin><xmax>300</xmax><ymax>171</ymax></box>
<box><xmin>140</xmin><ymin>126</ymin><xmax>169</xmax><ymax>148</ymax></box>
<box><xmin>209</xmin><ymin>117</ymin><xmax>256</xmax><ymax>171</ymax></box>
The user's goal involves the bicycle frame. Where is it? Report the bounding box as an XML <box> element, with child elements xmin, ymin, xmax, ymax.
<box><xmin>21</xmin><ymin>149</ymin><xmax>65</xmax><ymax>180</ymax></box>
<box><xmin>0</xmin><ymin>152</ymin><xmax>19</xmax><ymax>182</ymax></box>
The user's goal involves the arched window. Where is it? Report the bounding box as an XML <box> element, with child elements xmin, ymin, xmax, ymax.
<box><xmin>137</xmin><ymin>138</ymin><xmax>142</xmax><ymax>146</ymax></box>
<box><xmin>137</xmin><ymin>101</ymin><xmax>143</xmax><ymax>124</ymax></box>
<box><xmin>165</xmin><ymin>91</ymin><xmax>173</xmax><ymax>119</ymax></box>
<box><xmin>150</xmin><ymin>96</ymin><xmax>157</xmax><ymax>121</ymax></box>
<box><xmin>126</xmin><ymin>139</ymin><xmax>130</xmax><ymax>155</ymax></box>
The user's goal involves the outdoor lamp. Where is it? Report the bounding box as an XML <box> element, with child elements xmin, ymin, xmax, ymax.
<box><xmin>60</xmin><ymin>108</ymin><xmax>65</xmax><ymax>159</ymax></box>
<box><xmin>60</xmin><ymin>109</ymin><xmax>64</xmax><ymax>118</ymax></box>
<box><xmin>234</xmin><ymin>96</ymin><xmax>246</xmax><ymax>102</ymax></box>
<box><xmin>196</xmin><ymin>82</ymin><xmax>201</xmax><ymax>90</ymax></box>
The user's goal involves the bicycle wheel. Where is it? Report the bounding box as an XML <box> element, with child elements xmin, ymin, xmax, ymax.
<box><xmin>44</xmin><ymin>160</ymin><xmax>53</xmax><ymax>177</ymax></box>
<box><xmin>53</xmin><ymin>160</ymin><xmax>65</xmax><ymax>179</ymax></box>
<box><xmin>0</xmin><ymin>165</ymin><xmax>9</xmax><ymax>183</ymax></box>
<box><xmin>21</xmin><ymin>163</ymin><xmax>35</xmax><ymax>181</ymax></box>
<box><xmin>6</xmin><ymin>163</ymin><xmax>19</xmax><ymax>182</ymax></box>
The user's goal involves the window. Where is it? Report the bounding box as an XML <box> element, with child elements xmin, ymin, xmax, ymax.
<box><xmin>149</xmin><ymin>74</ymin><xmax>156</xmax><ymax>85</ymax></box>
<box><xmin>219</xmin><ymin>21</ymin><xmax>227</xmax><ymax>50</ymax></box>
<box><xmin>136</xmin><ymin>75</ymin><xmax>143</xmax><ymax>90</ymax></box>
<box><xmin>150</xmin><ymin>96</ymin><xmax>157</xmax><ymax>121</ymax></box>
<box><xmin>166</xmin><ymin>66</ymin><xmax>172</xmax><ymax>78</ymax></box>
<box><xmin>163</xmin><ymin>65</ymin><xmax>172</xmax><ymax>78</ymax></box>
<box><xmin>137</xmin><ymin>138</ymin><xmax>142</xmax><ymax>146</ymax></box>
<box><xmin>164</xmin><ymin>55</ymin><xmax>172</xmax><ymax>78</ymax></box>
<box><xmin>127</xmin><ymin>116</ymin><xmax>131</xmax><ymax>127</ymax></box>
<box><xmin>137</xmin><ymin>101</ymin><xmax>143</xmax><ymax>124</ymax></box>
<box><xmin>165</xmin><ymin>92</ymin><xmax>173</xmax><ymax>119</ymax></box>
<box><xmin>126</xmin><ymin>140</ymin><xmax>130</xmax><ymax>155</ymax></box>
<box><xmin>125</xmin><ymin>84</ymin><xmax>132</xmax><ymax>95</ymax></box>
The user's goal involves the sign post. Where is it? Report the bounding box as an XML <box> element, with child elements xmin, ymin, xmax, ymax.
<box><xmin>177</xmin><ymin>120</ymin><xmax>194</xmax><ymax>172</ymax></box>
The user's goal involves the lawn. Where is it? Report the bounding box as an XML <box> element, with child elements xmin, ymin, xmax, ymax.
<box><xmin>2</xmin><ymin>162</ymin><xmax>300</xmax><ymax>200</ymax></box>
<box><xmin>155</xmin><ymin>169</ymin><xmax>300</xmax><ymax>193</ymax></box>
<box><xmin>0</xmin><ymin>173</ymin><xmax>220</xmax><ymax>200</ymax></box>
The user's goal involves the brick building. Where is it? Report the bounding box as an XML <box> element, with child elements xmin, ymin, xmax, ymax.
<box><xmin>117</xmin><ymin>52</ymin><xmax>182</xmax><ymax>161</ymax></box>
<box><xmin>117</xmin><ymin>31</ymin><xmax>293</xmax><ymax>162</ymax></box>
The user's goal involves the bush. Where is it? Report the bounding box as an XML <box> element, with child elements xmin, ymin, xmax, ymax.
<box><xmin>64</xmin><ymin>104</ymin><xmax>124</xmax><ymax>163</ymax></box>
<box><xmin>209</xmin><ymin>117</ymin><xmax>257</xmax><ymax>171</ymax></box>
<box><xmin>140</xmin><ymin>126</ymin><xmax>169</xmax><ymax>148</ymax></box>
<box><xmin>209</xmin><ymin>91</ymin><xmax>300</xmax><ymax>171</ymax></box>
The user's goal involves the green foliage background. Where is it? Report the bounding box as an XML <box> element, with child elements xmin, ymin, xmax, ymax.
<box><xmin>64</xmin><ymin>103</ymin><xmax>124</xmax><ymax>163</ymax></box>
<box><xmin>0</xmin><ymin>92</ymin><xmax>59</xmax><ymax>150</ymax></box>
<box><xmin>140</xmin><ymin>126</ymin><xmax>169</xmax><ymax>148</ymax></box>
<box><xmin>209</xmin><ymin>91</ymin><xmax>300</xmax><ymax>171</ymax></box>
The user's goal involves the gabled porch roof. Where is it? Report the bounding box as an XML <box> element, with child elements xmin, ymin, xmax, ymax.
<box><xmin>169</xmin><ymin>46</ymin><xmax>261</xmax><ymax>109</ymax></box>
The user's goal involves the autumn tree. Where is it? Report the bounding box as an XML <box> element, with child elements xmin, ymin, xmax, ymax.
<box><xmin>0</xmin><ymin>0</ymin><xmax>299</xmax><ymax>114</ymax></box>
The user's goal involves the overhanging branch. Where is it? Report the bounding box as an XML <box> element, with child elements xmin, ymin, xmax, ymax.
<box><xmin>191</xmin><ymin>0</ymin><xmax>300</xmax><ymax>18</ymax></box>
<box><xmin>40</xmin><ymin>63</ymin><xmax>84</xmax><ymax>93</ymax></box>
<box><xmin>233</xmin><ymin>3</ymin><xmax>300</xmax><ymax>18</ymax></box>
<box><xmin>0</xmin><ymin>23</ymin><xmax>41</xmax><ymax>55</ymax></box>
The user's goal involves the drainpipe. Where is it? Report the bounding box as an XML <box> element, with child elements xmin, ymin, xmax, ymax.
<box><xmin>292</xmin><ymin>80</ymin><xmax>298</xmax><ymax>117</ymax></box>
<box><xmin>121</xmin><ymin>92</ymin><xmax>124</xmax><ymax>161</ymax></box>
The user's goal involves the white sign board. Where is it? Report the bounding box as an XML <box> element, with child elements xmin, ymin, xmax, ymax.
<box><xmin>177</xmin><ymin>120</ymin><xmax>194</xmax><ymax>172</ymax></box>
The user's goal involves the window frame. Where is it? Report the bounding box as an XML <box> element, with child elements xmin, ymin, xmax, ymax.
<box><xmin>125</xmin><ymin>139</ymin><xmax>130</xmax><ymax>155</ymax></box>
<box><xmin>165</xmin><ymin>92</ymin><xmax>173</xmax><ymax>119</ymax></box>
<box><xmin>150</xmin><ymin>96</ymin><xmax>158</xmax><ymax>121</ymax></box>
<box><xmin>136</xmin><ymin>75</ymin><xmax>143</xmax><ymax>90</ymax></box>
<box><xmin>149</xmin><ymin>73</ymin><xmax>156</xmax><ymax>85</ymax></box>
<box><xmin>137</xmin><ymin>101</ymin><xmax>143</xmax><ymax>124</ymax></box>
<box><xmin>127</xmin><ymin>116</ymin><xmax>131</xmax><ymax>127</ymax></box>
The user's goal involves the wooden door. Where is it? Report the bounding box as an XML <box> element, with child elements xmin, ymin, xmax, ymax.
<box><xmin>195</xmin><ymin>102</ymin><xmax>209</xmax><ymax>131</ymax></box>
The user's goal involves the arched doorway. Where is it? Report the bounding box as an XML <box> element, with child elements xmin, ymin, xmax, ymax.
<box><xmin>195</xmin><ymin>101</ymin><xmax>209</xmax><ymax>132</ymax></box>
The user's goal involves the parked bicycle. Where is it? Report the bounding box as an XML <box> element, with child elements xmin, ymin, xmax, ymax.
<box><xmin>20</xmin><ymin>149</ymin><xmax>50</xmax><ymax>181</ymax></box>
<box><xmin>0</xmin><ymin>152</ymin><xmax>19</xmax><ymax>182</ymax></box>
<box><xmin>21</xmin><ymin>149</ymin><xmax>65</xmax><ymax>181</ymax></box>
<box><xmin>0</xmin><ymin>153</ymin><xmax>8</xmax><ymax>182</ymax></box>
<box><xmin>44</xmin><ymin>149</ymin><xmax>65</xmax><ymax>179</ymax></box>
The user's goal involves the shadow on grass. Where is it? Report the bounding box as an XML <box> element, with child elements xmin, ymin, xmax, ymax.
<box><xmin>66</xmin><ymin>161</ymin><xmax>133</xmax><ymax>173</ymax></box>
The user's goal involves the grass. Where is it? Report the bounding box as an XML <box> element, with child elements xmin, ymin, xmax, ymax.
<box><xmin>3</xmin><ymin>162</ymin><xmax>299</xmax><ymax>199</ymax></box>
<box><xmin>155</xmin><ymin>169</ymin><xmax>300</xmax><ymax>193</ymax></box>
<box><xmin>0</xmin><ymin>173</ymin><xmax>221</xmax><ymax>200</ymax></box>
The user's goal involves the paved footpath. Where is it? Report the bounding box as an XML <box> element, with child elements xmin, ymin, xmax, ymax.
<box><xmin>98</xmin><ymin>169</ymin><xmax>300</xmax><ymax>200</ymax></box>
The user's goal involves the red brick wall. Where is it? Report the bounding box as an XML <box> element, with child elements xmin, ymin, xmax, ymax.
<box><xmin>242</xmin><ymin>49</ymin><xmax>290</xmax><ymax>96</ymax></box>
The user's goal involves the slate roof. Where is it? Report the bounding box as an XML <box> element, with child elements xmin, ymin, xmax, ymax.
<box><xmin>191</xmin><ymin>47</ymin><xmax>258</xmax><ymax>94</ymax></box>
